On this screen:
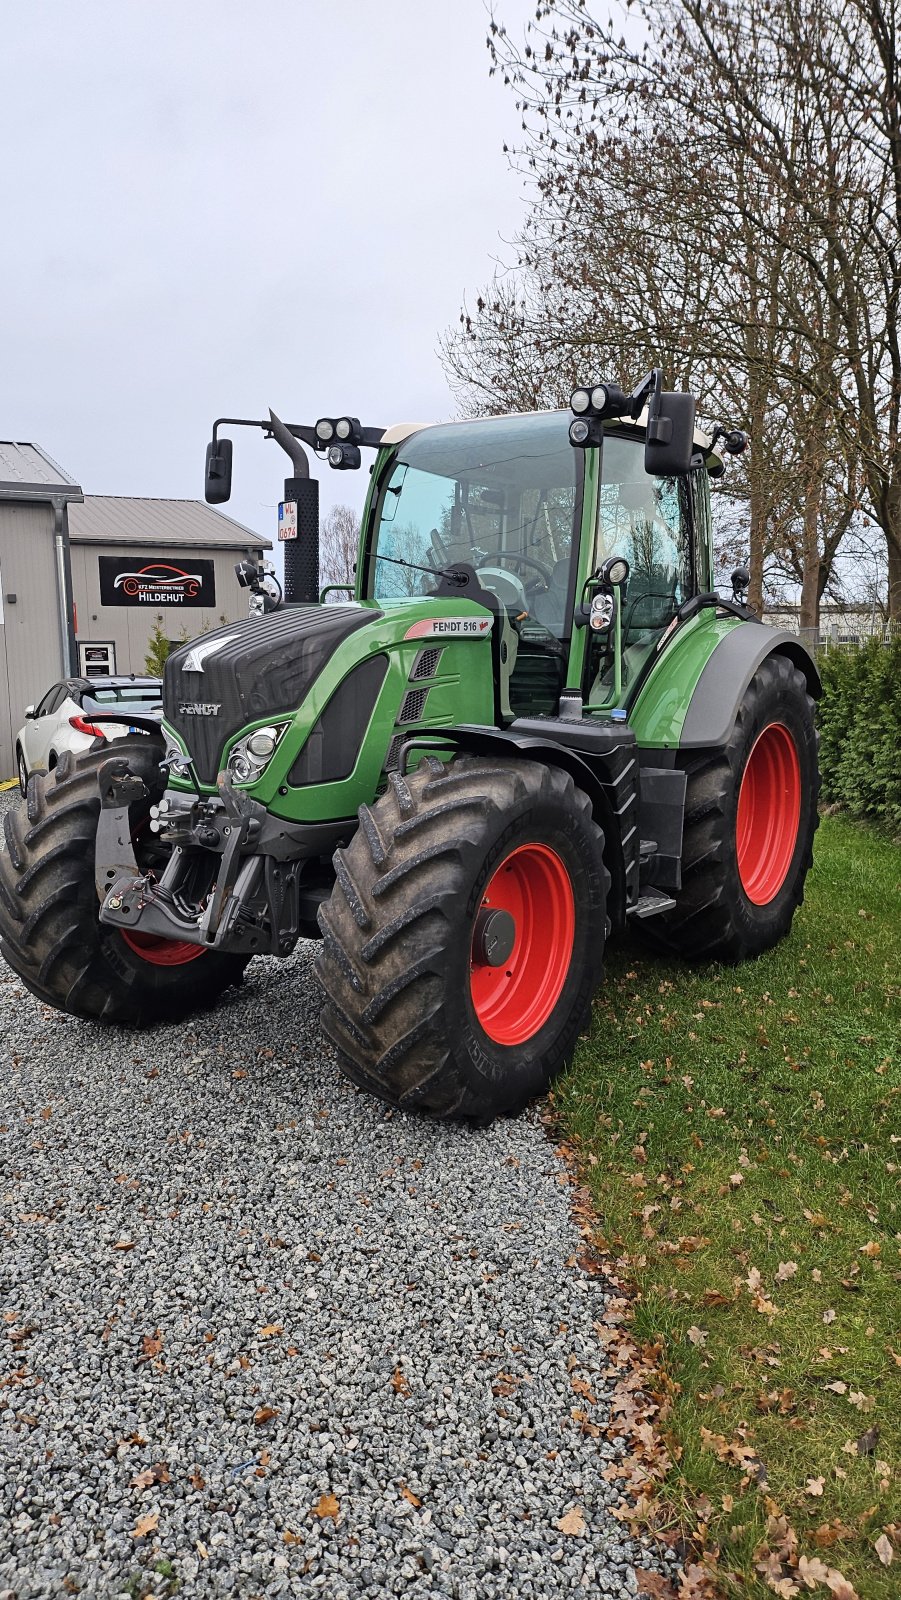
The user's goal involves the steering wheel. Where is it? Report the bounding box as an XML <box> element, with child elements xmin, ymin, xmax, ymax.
<box><xmin>476</xmin><ymin>549</ymin><xmax>554</xmax><ymax>587</ymax></box>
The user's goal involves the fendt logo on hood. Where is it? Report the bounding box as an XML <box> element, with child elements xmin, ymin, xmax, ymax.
<box><xmin>177</xmin><ymin>701</ymin><xmax>222</xmax><ymax>716</ymax></box>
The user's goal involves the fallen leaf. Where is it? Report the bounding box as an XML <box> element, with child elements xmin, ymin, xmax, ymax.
<box><xmin>112</xmin><ymin>1239</ymin><xmax>135</xmax><ymax>1252</ymax></box>
<box><xmin>701</xmin><ymin>1289</ymin><xmax>732</xmax><ymax>1308</ymax></box>
<box><xmin>729</xmin><ymin>1172</ymin><xmax>744</xmax><ymax>1187</ymax></box>
<box><xmin>860</xmin><ymin>1242</ymin><xmax>880</xmax><ymax>1258</ymax></box>
<box><xmin>775</xmin><ymin>1262</ymin><xmax>798</xmax><ymax>1283</ymax></box>
<box><xmin>400</xmin><ymin>1484</ymin><xmax>421</xmax><ymax>1506</ymax></box>
<box><xmin>282</xmin><ymin>1529</ymin><xmax>303</xmax><ymax>1545</ymax></box>
<box><xmin>806</xmin><ymin>1476</ymin><xmax>825</xmax><ymax>1497</ymax></box>
<box><xmin>258</xmin><ymin>1324</ymin><xmax>283</xmax><ymax>1339</ymax></box>
<box><xmin>130</xmin><ymin>1468</ymin><xmax>155</xmax><ymax>1488</ymax></box>
<box><xmin>133</xmin><ymin>1511</ymin><xmax>159</xmax><ymax>1538</ymax></box>
<box><xmin>390</xmin><ymin>1367</ymin><xmax>411</xmax><ymax>1397</ymax></box>
<box><xmin>253</xmin><ymin>1405</ymin><xmax>279</xmax><ymax>1426</ymax></box>
<box><xmin>140</xmin><ymin>1330</ymin><xmax>163</xmax><ymax>1360</ymax></box>
<box><xmin>847</xmin><ymin>1391</ymin><xmax>875</xmax><ymax>1412</ymax></box>
<box><xmin>312</xmin><ymin>1492</ymin><xmax>339</xmax><ymax>1521</ymax></box>
<box><xmin>797</xmin><ymin>1554</ymin><xmax>831</xmax><ymax>1585</ymax></box>
<box><xmin>823</xmin><ymin>1308</ymin><xmax>836</xmax><ymax>1325</ymax></box>
<box><xmin>189</xmin><ymin>1469</ymin><xmax>205</xmax><ymax>1491</ymax></box>
<box><xmin>855</xmin><ymin>1424</ymin><xmax>880</xmax><ymax>1455</ymax></box>
<box><xmin>687</xmin><ymin>1325</ymin><xmax>708</xmax><ymax>1347</ymax></box>
<box><xmin>824</xmin><ymin>1380</ymin><xmax>848</xmax><ymax>1394</ymax></box>
<box><xmin>556</xmin><ymin>1506</ymin><xmax>586</xmax><ymax>1535</ymax></box>
<box><xmin>875</xmin><ymin>1534</ymin><xmax>893</xmax><ymax>1566</ymax></box>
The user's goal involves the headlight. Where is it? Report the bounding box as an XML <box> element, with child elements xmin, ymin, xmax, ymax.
<box><xmin>226</xmin><ymin>722</ymin><xmax>290</xmax><ymax>785</ymax></box>
<box><xmin>162</xmin><ymin>728</ymin><xmax>192</xmax><ymax>777</ymax></box>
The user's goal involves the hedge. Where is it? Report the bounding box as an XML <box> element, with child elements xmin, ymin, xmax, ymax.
<box><xmin>816</xmin><ymin>635</ymin><xmax>901</xmax><ymax>835</ymax></box>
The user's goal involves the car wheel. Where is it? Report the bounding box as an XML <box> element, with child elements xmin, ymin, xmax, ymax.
<box><xmin>16</xmin><ymin>747</ymin><xmax>28</xmax><ymax>797</ymax></box>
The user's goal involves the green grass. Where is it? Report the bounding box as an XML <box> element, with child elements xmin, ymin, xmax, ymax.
<box><xmin>554</xmin><ymin>815</ymin><xmax>900</xmax><ymax>1598</ymax></box>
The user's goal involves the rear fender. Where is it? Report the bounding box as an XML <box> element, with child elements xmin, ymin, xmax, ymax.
<box><xmin>630</xmin><ymin>616</ymin><xmax>821</xmax><ymax>751</ymax></box>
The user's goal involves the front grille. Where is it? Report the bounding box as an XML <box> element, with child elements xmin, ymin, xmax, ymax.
<box><xmin>397</xmin><ymin>687</ymin><xmax>429</xmax><ymax>725</ymax></box>
<box><xmin>410</xmin><ymin>646</ymin><xmax>443</xmax><ymax>681</ymax></box>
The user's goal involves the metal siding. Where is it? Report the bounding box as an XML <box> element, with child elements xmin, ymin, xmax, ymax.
<box><xmin>0</xmin><ymin>502</ymin><xmax>65</xmax><ymax>779</ymax></box>
<box><xmin>68</xmin><ymin>497</ymin><xmax>271</xmax><ymax>550</ymax></box>
<box><xmin>71</xmin><ymin>545</ymin><xmax>253</xmax><ymax>676</ymax></box>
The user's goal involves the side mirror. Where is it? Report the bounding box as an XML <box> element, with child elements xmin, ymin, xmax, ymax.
<box><xmin>731</xmin><ymin>567</ymin><xmax>750</xmax><ymax>601</ymax></box>
<box><xmin>205</xmin><ymin>437</ymin><xmax>233</xmax><ymax>504</ymax></box>
<box><xmin>645</xmin><ymin>389</ymin><xmax>696</xmax><ymax>477</ymax></box>
<box><xmin>24</xmin><ymin>704</ymin><xmax>35</xmax><ymax>719</ymax></box>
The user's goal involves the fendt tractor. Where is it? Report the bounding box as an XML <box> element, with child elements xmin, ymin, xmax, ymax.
<box><xmin>0</xmin><ymin>372</ymin><xmax>820</xmax><ymax>1122</ymax></box>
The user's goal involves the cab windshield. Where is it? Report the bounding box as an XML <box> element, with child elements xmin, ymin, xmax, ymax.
<box><xmin>366</xmin><ymin>412</ymin><xmax>580</xmax><ymax>641</ymax></box>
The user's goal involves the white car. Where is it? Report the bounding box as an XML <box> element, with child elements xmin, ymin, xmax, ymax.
<box><xmin>15</xmin><ymin>675</ymin><xmax>163</xmax><ymax>795</ymax></box>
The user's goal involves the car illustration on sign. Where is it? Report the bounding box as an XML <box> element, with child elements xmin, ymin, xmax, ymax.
<box><xmin>114</xmin><ymin>564</ymin><xmax>204</xmax><ymax>598</ymax></box>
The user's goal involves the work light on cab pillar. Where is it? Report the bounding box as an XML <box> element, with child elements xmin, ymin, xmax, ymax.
<box><xmin>0</xmin><ymin>370</ymin><xmax>818</xmax><ymax>1130</ymax></box>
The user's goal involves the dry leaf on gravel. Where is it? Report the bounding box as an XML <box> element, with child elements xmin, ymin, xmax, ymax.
<box><xmin>312</xmin><ymin>1492</ymin><xmax>339</xmax><ymax>1521</ymax></box>
<box><xmin>258</xmin><ymin>1324</ymin><xmax>283</xmax><ymax>1339</ymax></box>
<box><xmin>112</xmin><ymin>1239</ymin><xmax>135</xmax><ymax>1251</ymax></box>
<box><xmin>133</xmin><ymin>1511</ymin><xmax>159</xmax><ymax>1538</ymax></box>
<box><xmin>634</xmin><ymin>1568</ymin><xmax>678</xmax><ymax>1598</ymax></box>
<box><xmin>253</xmin><ymin>1405</ymin><xmax>279</xmax><ymax>1426</ymax></box>
<box><xmin>556</xmin><ymin>1506</ymin><xmax>586</xmax><ymax>1535</ymax></box>
<box><xmin>399</xmin><ymin>1484</ymin><xmax>421</xmax><ymax>1507</ymax></box>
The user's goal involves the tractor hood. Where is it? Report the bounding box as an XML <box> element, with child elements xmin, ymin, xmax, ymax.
<box><xmin>164</xmin><ymin>604</ymin><xmax>378</xmax><ymax>784</ymax></box>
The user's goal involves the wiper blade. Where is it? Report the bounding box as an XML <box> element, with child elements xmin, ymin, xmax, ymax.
<box><xmin>375</xmin><ymin>553</ymin><xmax>471</xmax><ymax>587</ymax></box>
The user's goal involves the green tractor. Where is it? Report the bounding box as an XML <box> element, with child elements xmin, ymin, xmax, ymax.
<box><xmin>0</xmin><ymin>371</ymin><xmax>819</xmax><ymax>1122</ymax></box>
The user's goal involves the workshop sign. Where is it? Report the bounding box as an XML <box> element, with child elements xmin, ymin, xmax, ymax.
<box><xmin>99</xmin><ymin>556</ymin><xmax>216</xmax><ymax>607</ymax></box>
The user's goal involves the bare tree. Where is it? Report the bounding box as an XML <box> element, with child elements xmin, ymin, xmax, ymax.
<box><xmin>444</xmin><ymin>0</ymin><xmax>898</xmax><ymax>624</ymax></box>
<box><xmin>320</xmin><ymin>504</ymin><xmax>360</xmax><ymax>592</ymax></box>
<box><xmin>474</xmin><ymin>0</ymin><xmax>900</xmax><ymax>616</ymax></box>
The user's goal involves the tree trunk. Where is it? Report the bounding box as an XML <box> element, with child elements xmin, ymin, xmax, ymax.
<box><xmin>798</xmin><ymin>468</ymin><xmax>822</xmax><ymax>632</ymax></box>
<box><xmin>885</xmin><ymin>481</ymin><xmax>901</xmax><ymax>620</ymax></box>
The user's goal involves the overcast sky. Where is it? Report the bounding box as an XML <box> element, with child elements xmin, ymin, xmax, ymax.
<box><xmin>2</xmin><ymin>1</ymin><xmax>536</xmax><ymax>555</ymax></box>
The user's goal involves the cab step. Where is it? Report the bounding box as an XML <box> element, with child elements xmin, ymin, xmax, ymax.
<box><xmin>628</xmin><ymin>888</ymin><xmax>677</xmax><ymax>919</ymax></box>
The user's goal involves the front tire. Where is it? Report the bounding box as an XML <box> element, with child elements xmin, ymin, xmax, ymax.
<box><xmin>643</xmin><ymin>653</ymin><xmax>819</xmax><ymax>961</ymax></box>
<box><xmin>16</xmin><ymin>746</ymin><xmax>28</xmax><ymax>797</ymax></box>
<box><xmin>316</xmin><ymin>755</ymin><xmax>608</xmax><ymax>1122</ymax></box>
<box><xmin>0</xmin><ymin>740</ymin><xmax>248</xmax><ymax>1023</ymax></box>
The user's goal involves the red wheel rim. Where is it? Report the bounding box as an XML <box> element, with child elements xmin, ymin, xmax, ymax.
<box><xmin>736</xmin><ymin>722</ymin><xmax>802</xmax><ymax>905</ymax></box>
<box><xmin>470</xmin><ymin>843</ymin><xmax>575</xmax><ymax>1046</ymax></box>
<box><xmin>119</xmin><ymin>929</ymin><xmax>207</xmax><ymax>967</ymax></box>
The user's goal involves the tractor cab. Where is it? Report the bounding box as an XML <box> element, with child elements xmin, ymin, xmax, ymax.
<box><xmin>363</xmin><ymin>406</ymin><xmax>720</xmax><ymax>721</ymax></box>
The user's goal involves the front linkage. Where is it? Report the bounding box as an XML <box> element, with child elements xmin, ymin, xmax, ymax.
<box><xmin>96</xmin><ymin>755</ymin><xmax>342</xmax><ymax>957</ymax></box>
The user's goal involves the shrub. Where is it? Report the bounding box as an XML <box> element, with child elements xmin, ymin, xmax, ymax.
<box><xmin>817</xmin><ymin>636</ymin><xmax>901</xmax><ymax>835</ymax></box>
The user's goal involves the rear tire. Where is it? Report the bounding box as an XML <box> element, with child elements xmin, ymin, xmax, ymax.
<box><xmin>643</xmin><ymin>654</ymin><xmax>819</xmax><ymax>961</ymax></box>
<box><xmin>316</xmin><ymin>755</ymin><xmax>608</xmax><ymax>1122</ymax></box>
<box><xmin>0</xmin><ymin>739</ymin><xmax>248</xmax><ymax>1024</ymax></box>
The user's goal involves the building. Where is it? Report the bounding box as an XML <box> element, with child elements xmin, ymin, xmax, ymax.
<box><xmin>0</xmin><ymin>441</ymin><xmax>270</xmax><ymax>781</ymax></box>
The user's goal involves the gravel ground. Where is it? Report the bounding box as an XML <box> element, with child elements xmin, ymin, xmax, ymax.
<box><xmin>0</xmin><ymin>788</ymin><xmax>672</xmax><ymax>1599</ymax></box>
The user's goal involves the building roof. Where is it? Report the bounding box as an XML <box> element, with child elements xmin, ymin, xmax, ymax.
<box><xmin>0</xmin><ymin>441</ymin><xmax>82</xmax><ymax>498</ymax></box>
<box><xmin>68</xmin><ymin>496</ymin><xmax>271</xmax><ymax>551</ymax></box>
